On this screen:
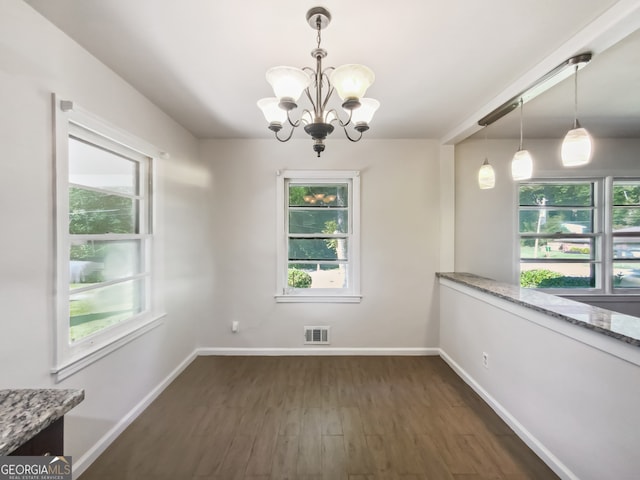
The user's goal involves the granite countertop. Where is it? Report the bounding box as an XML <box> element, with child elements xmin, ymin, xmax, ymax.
<box><xmin>0</xmin><ymin>389</ymin><xmax>84</xmax><ymax>455</ymax></box>
<box><xmin>437</xmin><ymin>272</ymin><xmax>640</xmax><ymax>348</ymax></box>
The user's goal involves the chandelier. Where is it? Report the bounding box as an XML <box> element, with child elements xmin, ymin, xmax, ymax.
<box><xmin>257</xmin><ymin>7</ymin><xmax>380</xmax><ymax>157</ymax></box>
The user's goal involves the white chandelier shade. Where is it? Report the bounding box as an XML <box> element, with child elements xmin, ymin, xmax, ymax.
<box><xmin>350</xmin><ymin>98</ymin><xmax>380</xmax><ymax>125</ymax></box>
<box><xmin>265</xmin><ymin>67</ymin><xmax>311</xmax><ymax>104</ymax></box>
<box><xmin>257</xmin><ymin>97</ymin><xmax>287</xmax><ymax>125</ymax></box>
<box><xmin>330</xmin><ymin>64</ymin><xmax>375</xmax><ymax>103</ymax></box>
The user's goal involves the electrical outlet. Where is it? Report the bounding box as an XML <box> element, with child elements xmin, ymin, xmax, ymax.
<box><xmin>482</xmin><ymin>352</ymin><xmax>489</xmax><ymax>369</ymax></box>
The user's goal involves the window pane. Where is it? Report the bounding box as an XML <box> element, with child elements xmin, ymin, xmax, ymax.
<box><xmin>70</xmin><ymin>240</ymin><xmax>142</xmax><ymax>285</ymax></box>
<box><xmin>289</xmin><ymin>209</ymin><xmax>348</xmax><ymax>234</ymax></box>
<box><xmin>612</xmin><ymin>207</ymin><xmax>640</xmax><ymax>230</ymax></box>
<box><xmin>520</xmin><ymin>238</ymin><xmax>593</xmax><ymax>259</ymax></box>
<box><xmin>613</xmin><ymin>237</ymin><xmax>640</xmax><ymax>259</ymax></box>
<box><xmin>287</xmin><ymin>264</ymin><xmax>346</xmax><ymax>289</ymax></box>
<box><xmin>519</xmin><ymin>209</ymin><xmax>593</xmax><ymax>234</ymax></box>
<box><xmin>613</xmin><ymin>182</ymin><xmax>640</xmax><ymax>206</ymax></box>
<box><xmin>70</xmin><ymin>279</ymin><xmax>145</xmax><ymax>342</ymax></box>
<box><xmin>519</xmin><ymin>183</ymin><xmax>593</xmax><ymax>207</ymax></box>
<box><xmin>289</xmin><ymin>238</ymin><xmax>348</xmax><ymax>261</ymax></box>
<box><xmin>289</xmin><ymin>184</ymin><xmax>349</xmax><ymax>207</ymax></box>
<box><xmin>69</xmin><ymin>136</ymin><xmax>139</xmax><ymax>195</ymax></box>
<box><xmin>520</xmin><ymin>263</ymin><xmax>595</xmax><ymax>288</ymax></box>
<box><xmin>69</xmin><ymin>186</ymin><xmax>138</xmax><ymax>234</ymax></box>
<box><xmin>613</xmin><ymin>262</ymin><xmax>640</xmax><ymax>288</ymax></box>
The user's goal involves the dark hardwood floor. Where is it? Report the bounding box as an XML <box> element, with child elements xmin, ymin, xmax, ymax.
<box><xmin>79</xmin><ymin>356</ymin><xmax>558</xmax><ymax>479</ymax></box>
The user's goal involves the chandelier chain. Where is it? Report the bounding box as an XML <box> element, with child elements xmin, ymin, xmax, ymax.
<box><xmin>316</xmin><ymin>17</ymin><xmax>322</xmax><ymax>49</ymax></box>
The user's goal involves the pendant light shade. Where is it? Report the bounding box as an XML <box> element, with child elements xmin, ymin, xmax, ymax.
<box><xmin>561</xmin><ymin>125</ymin><xmax>592</xmax><ymax>166</ymax></box>
<box><xmin>511</xmin><ymin>99</ymin><xmax>533</xmax><ymax>181</ymax></box>
<box><xmin>511</xmin><ymin>149</ymin><xmax>533</xmax><ymax>181</ymax></box>
<box><xmin>478</xmin><ymin>159</ymin><xmax>496</xmax><ymax>189</ymax></box>
<box><xmin>561</xmin><ymin>66</ymin><xmax>592</xmax><ymax>167</ymax></box>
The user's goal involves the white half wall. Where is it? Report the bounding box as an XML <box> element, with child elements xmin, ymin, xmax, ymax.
<box><xmin>0</xmin><ymin>0</ymin><xmax>210</xmax><ymax>473</ymax></box>
<box><xmin>199</xmin><ymin>138</ymin><xmax>442</xmax><ymax>350</ymax></box>
<box><xmin>439</xmin><ymin>280</ymin><xmax>640</xmax><ymax>480</ymax></box>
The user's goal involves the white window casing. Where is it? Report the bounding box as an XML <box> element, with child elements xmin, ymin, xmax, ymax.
<box><xmin>276</xmin><ymin>170</ymin><xmax>361</xmax><ymax>303</ymax></box>
<box><xmin>517</xmin><ymin>176</ymin><xmax>640</xmax><ymax>295</ymax></box>
<box><xmin>52</xmin><ymin>94</ymin><xmax>166</xmax><ymax>381</ymax></box>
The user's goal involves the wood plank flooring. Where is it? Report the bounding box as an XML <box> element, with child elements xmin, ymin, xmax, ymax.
<box><xmin>79</xmin><ymin>356</ymin><xmax>559</xmax><ymax>479</ymax></box>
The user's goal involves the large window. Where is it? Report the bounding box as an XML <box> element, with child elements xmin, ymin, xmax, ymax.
<box><xmin>612</xmin><ymin>180</ymin><xmax>640</xmax><ymax>289</ymax></box>
<box><xmin>54</xmin><ymin>96</ymin><xmax>164</xmax><ymax>379</ymax></box>
<box><xmin>518</xmin><ymin>178</ymin><xmax>640</xmax><ymax>292</ymax></box>
<box><xmin>276</xmin><ymin>170</ymin><xmax>360</xmax><ymax>302</ymax></box>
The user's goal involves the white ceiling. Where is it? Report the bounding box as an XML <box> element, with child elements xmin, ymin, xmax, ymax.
<box><xmin>23</xmin><ymin>0</ymin><xmax>640</xmax><ymax>142</ymax></box>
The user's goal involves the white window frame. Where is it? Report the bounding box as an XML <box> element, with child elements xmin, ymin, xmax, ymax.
<box><xmin>517</xmin><ymin>176</ymin><xmax>640</xmax><ymax>295</ymax></box>
<box><xmin>52</xmin><ymin>94</ymin><xmax>165</xmax><ymax>381</ymax></box>
<box><xmin>609</xmin><ymin>176</ymin><xmax>640</xmax><ymax>294</ymax></box>
<box><xmin>275</xmin><ymin>170</ymin><xmax>361</xmax><ymax>303</ymax></box>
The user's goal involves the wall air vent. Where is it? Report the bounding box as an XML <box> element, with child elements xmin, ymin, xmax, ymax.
<box><xmin>304</xmin><ymin>326</ymin><xmax>330</xmax><ymax>345</ymax></box>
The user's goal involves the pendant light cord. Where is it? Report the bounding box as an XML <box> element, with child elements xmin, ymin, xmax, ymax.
<box><xmin>519</xmin><ymin>98</ymin><xmax>524</xmax><ymax>150</ymax></box>
<box><xmin>484</xmin><ymin>126</ymin><xmax>489</xmax><ymax>160</ymax></box>
<box><xmin>573</xmin><ymin>65</ymin><xmax>579</xmax><ymax>129</ymax></box>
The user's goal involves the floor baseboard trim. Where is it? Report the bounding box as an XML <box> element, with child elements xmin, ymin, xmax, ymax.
<box><xmin>197</xmin><ymin>347</ymin><xmax>440</xmax><ymax>356</ymax></box>
<box><xmin>439</xmin><ymin>349</ymin><xmax>577</xmax><ymax>480</ymax></box>
<box><xmin>72</xmin><ymin>349</ymin><xmax>198</xmax><ymax>479</ymax></box>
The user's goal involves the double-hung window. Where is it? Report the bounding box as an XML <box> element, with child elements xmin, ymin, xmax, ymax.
<box><xmin>518</xmin><ymin>180</ymin><xmax>601</xmax><ymax>290</ymax></box>
<box><xmin>53</xmin><ymin>96</ymin><xmax>164</xmax><ymax>379</ymax></box>
<box><xmin>518</xmin><ymin>177</ymin><xmax>640</xmax><ymax>292</ymax></box>
<box><xmin>611</xmin><ymin>179</ymin><xmax>640</xmax><ymax>290</ymax></box>
<box><xmin>276</xmin><ymin>170</ymin><xmax>361</xmax><ymax>302</ymax></box>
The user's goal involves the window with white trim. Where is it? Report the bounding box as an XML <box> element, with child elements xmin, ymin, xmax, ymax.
<box><xmin>54</xmin><ymin>96</ymin><xmax>164</xmax><ymax>379</ymax></box>
<box><xmin>518</xmin><ymin>177</ymin><xmax>640</xmax><ymax>292</ymax></box>
<box><xmin>611</xmin><ymin>179</ymin><xmax>640</xmax><ymax>289</ymax></box>
<box><xmin>276</xmin><ymin>170</ymin><xmax>361</xmax><ymax>303</ymax></box>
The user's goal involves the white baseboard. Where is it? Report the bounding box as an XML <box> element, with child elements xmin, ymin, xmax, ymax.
<box><xmin>73</xmin><ymin>350</ymin><xmax>198</xmax><ymax>479</ymax></box>
<box><xmin>439</xmin><ymin>349</ymin><xmax>578</xmax><ymax>480</ymax></box>
<box><xmin>197</xmin><ymin>347</ymin><xmax>440</xmax><ymax>356</ymax></box>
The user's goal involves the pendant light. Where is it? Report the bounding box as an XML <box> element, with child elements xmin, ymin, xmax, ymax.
<box><xmin>478</xmin><ymin>127</ymin><xmax>495</xmax><ymax>189</ymax></box>
<box><xmin>561</xmin><ymin>65</ymin><xmax>592</xmax><ymax>167</ymax></box>
<box><xmin>511</xmin><ymin>99</ymin><xmax>533</xmax><ymax>181</ymax></box>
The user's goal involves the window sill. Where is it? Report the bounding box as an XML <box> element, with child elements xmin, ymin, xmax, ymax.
<box><xmin>275</xmin><ymin>294</ymin><xmax>362</xmax><ymax>303</ymax></box>
<box><xmin>51</xmin><ymin>314</ymin><xmax>165</xmax><ymax>382</ymax></box>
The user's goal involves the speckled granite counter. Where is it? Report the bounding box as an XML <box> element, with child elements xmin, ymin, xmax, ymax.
<box><xmin>0</xmin><ymin>389</ymin><xmax>84</xmax><ymax>455</ymax></box>
<box><xmin>437</xmin><ymin>272</ymin><xmax>640</xmax><ymax>347</ymax></box>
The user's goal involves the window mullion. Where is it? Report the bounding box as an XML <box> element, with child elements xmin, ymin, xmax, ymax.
<box><xmin>602</xmin><ymin>177</ymin><xmax>613</xmax><ymax>293</ymax></box>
